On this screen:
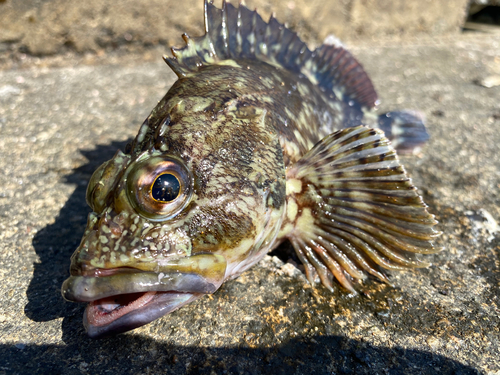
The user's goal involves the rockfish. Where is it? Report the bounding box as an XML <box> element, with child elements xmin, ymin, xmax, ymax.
<box><xmin>62</xmin><ymin>0</ymin><xmax>440</xmax><ymax>338</ymax></box>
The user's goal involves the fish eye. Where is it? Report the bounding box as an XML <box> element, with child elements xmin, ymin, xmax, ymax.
<box><xmin>151</xmin><ymin>173</ymin><xmax>181</xmax><ymax>202</ymax></box>
<box><xmin>126</xmin><ymin>156</ymin><xmax>193</xmax><ymax>220</ymax></box>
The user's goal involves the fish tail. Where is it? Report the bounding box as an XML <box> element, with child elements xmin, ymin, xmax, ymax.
<box><xmin>377</xmin><ymin>110</ymin><xmax>429</xmax><ymax>154</ymax></box>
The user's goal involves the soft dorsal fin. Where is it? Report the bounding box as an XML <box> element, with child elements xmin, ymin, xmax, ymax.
<box><xmin>164</xmin><ymin>0</ymin><xmax>378</xmax><ymax>109</ymax></box>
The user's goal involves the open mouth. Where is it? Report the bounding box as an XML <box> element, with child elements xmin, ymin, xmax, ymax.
<box><xmin>83</xmin><ymin>290</ymin><xmax>199</xmax><ymax>338</ymax></box>
<box><xmin>62</xmin><ymin>253</ymin><xmax>228</xmax><ymax>338</ymax></box>
<box><xmin>88</xmin><ymin>291</ymin><xmax>157</xmax><ymax>326</ymax></box>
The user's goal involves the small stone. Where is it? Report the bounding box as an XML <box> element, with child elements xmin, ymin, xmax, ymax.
<box><xmin>426</xmin><ymin>336</ymin><xmax>440</xmax><ymax>349</ymax></box>
<box><xmin>479</xmin><ymin>75</ymin><xmax>500</xmax><ymax>88</ymax></box>
<box><xmin>0</xmin><ymin>85</ymin><xmax>21</xmax><ymax>98</ymax></box>
<box><xmin>281</xmin><ymin>262</ymin><xmax>303</xmax><ymax>278</ymax></box>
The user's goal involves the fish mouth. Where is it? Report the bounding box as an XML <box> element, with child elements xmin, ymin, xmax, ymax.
<box><xmin>83</xmin><ymin>290</ymin><xmax>200</xmax><ymax>338</ymax></box>
<box><xmin>61</xmin><ymin>254</ymin><xmax>227</xmax><ymax>338</ymax></box>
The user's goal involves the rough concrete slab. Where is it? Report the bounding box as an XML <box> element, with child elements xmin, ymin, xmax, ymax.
<box><xmin>351</xmin><ymin>0</ymin><xmax>470</xmax><ymax>37</ymax></box>
<box><xmin>0</xmin><ymin>0</ymin><xmax>470</xmax><ymax>56</ymax></box>
<box><xmin>0</xmin><ymin>33</ymin><xmax>499</xmax><ymax>374</ymax></box>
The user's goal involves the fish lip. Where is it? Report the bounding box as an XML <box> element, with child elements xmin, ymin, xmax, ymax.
<box><xmin>61</xmin><ymin>269</ymin><xmax>221</xmax><ymax>303</ymax></box>
<box><xmin>62</xmin><ymin>268</ymin><xmax>208</xmax><ymax>338</ymax></box>
<box><xmin>62</xmin><ymin>253</ymin><xmax>228</xmax><ymax>302</ymax></box>
<box><xmin>62</xmin><ymin>253</ymin><xmax>228</xmax><ymax>337</ymax></box>
<box><xmin>83</xmin><ymin>291</ymin><xmax>201</xmax><ymax>339</ymax></box>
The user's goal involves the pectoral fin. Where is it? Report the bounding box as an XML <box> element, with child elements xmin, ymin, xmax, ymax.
<box><xmin>283</xmin><ymin>126</ymin><xmax>441</xmax><ymax>292</ymax></box>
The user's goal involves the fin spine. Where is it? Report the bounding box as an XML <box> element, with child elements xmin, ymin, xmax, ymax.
<box><xmin>164</xmin><ymin>1</ymin><xmax>378</xmax><ymax>108</ymax></box>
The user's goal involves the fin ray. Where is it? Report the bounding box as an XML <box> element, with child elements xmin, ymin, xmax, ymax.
<box><xmin>313</xmin><ymin>236</ymin><xmax>366</xmax><ymax>280</ymax></box>
<box><xmin>319</xmin><ymin>223</ymin><xmax>409</xmax><ymax>271</ymax></box>
<box><xmin>285</xmin><ymin>126</ymin><xmax>440</xmax><ymax>290</ymax></box>
<box><xmin>316</xmin><ymin>228</ymin><xmax>415</xmax><ymax>277</ymax></box>
<box><xmin>378</xmin><ymin>111</ymin><xmax>429</xmax><ymax>153</ymax></box>
<box><xmin>165</xmin><ymin>2</ymin><xmax>377</xmax><ymax>108</ymax></box>
<box><xmin>290</xmin><ymin>238</ymin><xmax>321</xmax><ymax>286</ymax></box>
<box><xmin>323</xmin><ymin>223</ymin><xmax>432</xmax><ymax>268</ymax></box>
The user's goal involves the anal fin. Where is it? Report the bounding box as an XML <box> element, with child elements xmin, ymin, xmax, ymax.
<box><xmin>283</xmin><ymin>126</ymin><xmax>441</xmax><ymax>292</ymax></box>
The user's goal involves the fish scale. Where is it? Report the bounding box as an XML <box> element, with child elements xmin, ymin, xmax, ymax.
<box><xmin>61</xmin><ymin>0</ymin><xmax>440</xmax><ymax>338</ymax></box>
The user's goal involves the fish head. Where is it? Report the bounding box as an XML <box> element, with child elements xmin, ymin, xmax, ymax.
<box><xmin>62</xmin><ymin>97</ymin><xmax>286</xmax><ymax>338</ymax></box>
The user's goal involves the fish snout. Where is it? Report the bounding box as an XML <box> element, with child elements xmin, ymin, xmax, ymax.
<box><xmin>61</xmin><ymin>253</ymin><xmax>228</xmax><ymax>302</ymax></box>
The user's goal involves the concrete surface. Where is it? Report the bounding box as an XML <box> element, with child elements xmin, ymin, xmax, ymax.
<box><xmin>0</xmin><ymin>0</ymin><xmax>470</xmax><ymax>56</ymax></box>
<box><xmin>0</xmin><ymin>30</ymin><xmax>500</xmax><ymax>374</ymax></box>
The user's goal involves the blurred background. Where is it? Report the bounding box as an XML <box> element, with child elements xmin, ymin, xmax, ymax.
<box><xmin>1</xmin><ymin>0</ymin><xmax>499</xmax><ymax>62</ymax></box>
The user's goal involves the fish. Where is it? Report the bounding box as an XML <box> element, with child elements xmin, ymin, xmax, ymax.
<box><xmin>61</xmin><ymin>0</ymin><xmax>441</xmax><ymax>338</ymax></box>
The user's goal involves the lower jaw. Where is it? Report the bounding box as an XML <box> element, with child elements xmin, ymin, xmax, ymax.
<box><xmin>84</xmin><ymin>291</ymin><xmax>201</xmax><ymax>339</ymax></box>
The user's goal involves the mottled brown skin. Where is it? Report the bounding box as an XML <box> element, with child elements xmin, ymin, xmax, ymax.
<box><xmin>137</xmin><ymin>60</ymin><xmax>352</xmax><ymax>167</ymax></box>
<box><xmin>71</xmin><ymin>58</ymin><xmax>333</xmax><ymax>283</ymax></box>
<box><xmin>63</xmin><ymin>2</ymin><xmax>439</xmax><ymax>338</ymax></box>
<box><xmin>67</xmin><ymin>59</ymin><xmax>423</xmax><ymax>294</ymax></box>
<box><xmin>66</xmin><ymin>59</ymin><xmax>321</xmax><ymax>337</ymax></box>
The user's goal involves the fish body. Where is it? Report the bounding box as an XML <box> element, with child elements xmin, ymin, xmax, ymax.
<box><xmin>62</xmin><ymin>1</ymin><xmax>440</xmax><ymax>338</ymax></box>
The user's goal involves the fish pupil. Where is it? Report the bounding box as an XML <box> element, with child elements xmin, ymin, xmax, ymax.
<box><xmin>151</xmin><ymin>173</ymin><xmax>180</xmax><ymax>202</ymax></box>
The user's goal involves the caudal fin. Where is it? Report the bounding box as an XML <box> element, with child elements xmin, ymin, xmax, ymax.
<box><xmin>377</xmin><ymin>111</ymin><xmax>429</xmax><ymax>154</ymax></box>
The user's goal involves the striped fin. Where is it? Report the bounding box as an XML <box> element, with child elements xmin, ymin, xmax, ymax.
<box><xmin>378</xmin><ymin>110</ymin><xmax>429</xmax><ymax>154</ymax></box>
<box><xmin>163</xmin><ymin>0</ymin><xmax>378</xmax><ymax>108</ymax></box>
<box><xmin>284</xmin><ymin>126</ymin><xmax>441</xmax><ymax>292</ymax></box>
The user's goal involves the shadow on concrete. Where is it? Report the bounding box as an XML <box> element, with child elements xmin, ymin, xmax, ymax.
<box><xmin>18</xmin><ymin>141</ymin><xmax>483</xmax><ymax>375</ymax></box>
<box><xmin>26</xmin><ymin>140</ymin><xmax>130</xmax><ymax>324</ymax></box>
<box><xmin>1</xmin><ymin>333</ymin><xmax>483</xmax><ymax>375</ymax></box>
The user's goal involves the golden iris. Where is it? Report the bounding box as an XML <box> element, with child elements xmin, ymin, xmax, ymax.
<box><xmin>126</xmin><ymin>155</ymin><xmax>193</xmax><ymax>220</ymax></box>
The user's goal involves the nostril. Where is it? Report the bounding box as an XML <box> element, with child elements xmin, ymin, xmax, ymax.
<box><xmin>109</xmin><ymin>220</ymin><xmax>122</xmax><ymax>236</ymax></box>
<box><xmin>113</xmin><ymin>211</ymin><xmax>129</xmax><ymax>225</ymax></box>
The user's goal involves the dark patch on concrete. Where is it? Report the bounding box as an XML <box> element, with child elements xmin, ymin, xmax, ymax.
<box><xmin>26</xmin><ymin>141</ymin><xmax>130</xmax><ymax>324</ymax></box>
<box><xmin>0</xmin><ymin>336</ymin><xmax>482</xmax><ymax>375</ymax></box>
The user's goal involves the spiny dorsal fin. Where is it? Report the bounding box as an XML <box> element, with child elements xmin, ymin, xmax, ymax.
<box><xmin>163</xmin><ymin>0</ymin><xmax>378</xmax><ymax>109</ymax></box>
<box><xmin>284</xmin><ymin>126</ymin><xmax>441</xmax><ymax>292</ymax></box>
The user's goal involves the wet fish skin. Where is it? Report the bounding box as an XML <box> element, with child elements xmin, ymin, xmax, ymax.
<box><xmin>61</xmin><ymin>1</ymin><xmax>440</xmax><ymax>338</ymax></box>
<box><xmin>64</xmin><ymin>61</ymin><xmax>293</xmax><ymax>337</ymax></box>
